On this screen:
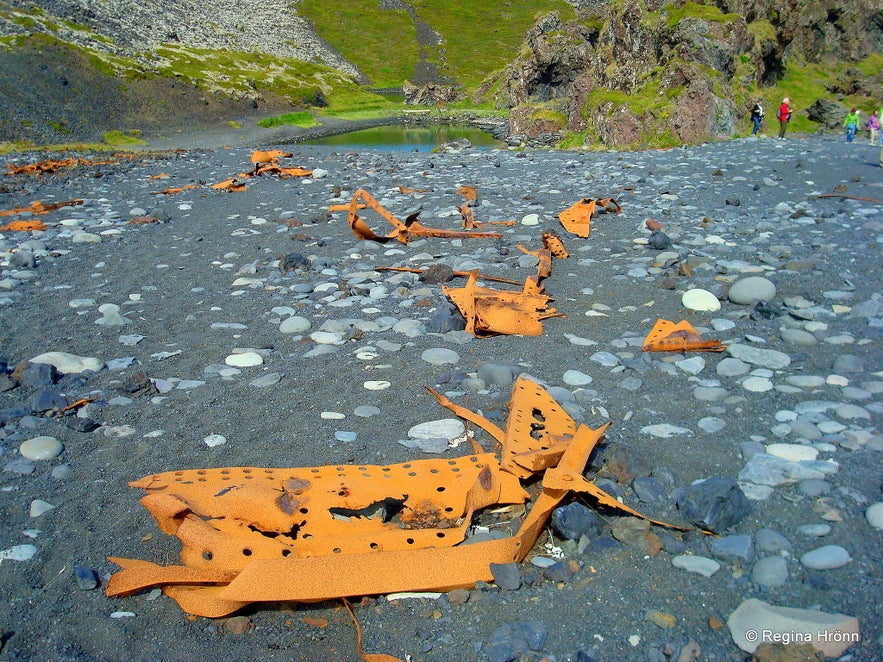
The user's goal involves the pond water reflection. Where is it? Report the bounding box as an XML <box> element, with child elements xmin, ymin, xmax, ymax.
<box><xmin>304</xmin><ymin>124</ymin><xmax>500</xmax><ymax>151</ymax></box>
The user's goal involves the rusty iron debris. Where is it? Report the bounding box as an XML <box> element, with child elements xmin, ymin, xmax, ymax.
<box><xmin>151</xmin><ymin>151</ymin><xmax>312</xmax><ymax>195</ymax></box>
<box><xmin>106</xmin><ymin>376</ymin><xmax>676</xmax><ymax>621</ymax></box>
<box><xmin>0</xmin><ymin>198</ymin><xmax>84</xmax><ymax>218</ymax></box>
<box><xmin>440</xmin><ymin>233</ymin><xmax>568</xmax><ymax>337</ymax></box>
<box><xmin>4</xmin><ymin>157</ymin><xmax>117</xmax><ymax>176</ymax></box>
<box><xmin>374</xmin><ymin>266</ymin><xmax>522</xmax><ymax>286</ymax></box>
<box><xmin>344</xmin><ymin>188</ymin><xmax>501</xmax><ymax>244</ymax></box>
<box><xmin>0</xmin><ymin>220</ymin><xmax>47</xmax><ymax>232</ymax></box>
<box><xmin>558</xmin><ymin>197</ymin><xmax>622</xmax><ymax>238</ymax></box>
<box><xmin>642</xmin><ymin>319</ymin><xmax>725</xmax><ymax>353</ymax></box>
<box><xmin>457</xmin><ymin>185</ymin><xmax>515</xmax><ymax>229</ymax></box>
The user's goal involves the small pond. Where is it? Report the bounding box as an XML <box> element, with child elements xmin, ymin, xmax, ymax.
<box><xmin>304</xmin><ymin>124</ymin><xmax>501</xmax><ymax>151</ymax></box>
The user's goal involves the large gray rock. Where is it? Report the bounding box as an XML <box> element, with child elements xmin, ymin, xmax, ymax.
<box><xmin>727</xmin><ymin>598</ymin><xmax>860</xmax><ymax>657</ymax></box>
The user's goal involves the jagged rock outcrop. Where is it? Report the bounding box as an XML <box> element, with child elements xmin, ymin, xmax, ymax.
<box><xmin>480</xmin><ymin>0</ymin><xmax>883</xmax><ymax>148</ymax></box>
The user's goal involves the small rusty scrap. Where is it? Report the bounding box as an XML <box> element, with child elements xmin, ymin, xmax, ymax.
<box><xmin>457</xmin><ymin>185</ymin><xmax>515</xmax><ymax>229</ymax></box>
<box><xmin>106</xmin><ymin>377</ymin><xmax>675</xmax><ymax>618</ymax></box>
<box><xmin>642</xmin><ymin>319</ymin><xmax>725</xmax><ymax>352</ymax></box>
<box><xmin>4</xmin><ymin>157</ymin><xmax>117</xmax><ymax>176</ymax></box>
<box><xmin>558</xmin><ymin>197</ymin><xmax>622</xmax><ymax>238</ymax></box>
<box><xmin>344</xmin><ymin>188</ymin><xmax>501</xmax><ymax>244</ymax></box>
<box><xmin>442</xmin><ymin>238</ymin><xmax>565</xmax><ymax>337</ymax></box>
<box><xmin>0</xmin><ymin>198</ymin><xmax>84</xmax><ymax>218</ymax></box>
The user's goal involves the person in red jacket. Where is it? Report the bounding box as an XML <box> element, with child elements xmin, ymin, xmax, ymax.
<box><xmin>777</xmin><ymin>97</ymin><xmax>793</xmax><ymax>139</ymax></box>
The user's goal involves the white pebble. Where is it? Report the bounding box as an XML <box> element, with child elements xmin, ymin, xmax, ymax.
<box><xmin>203</xmin><ymin>434</ymin><xmax>227</xmax><ymax>447</ymax></box>
<box><xmin>19</xmin><ymin>436</ymin><xmax>63</xmax><ymax>460</ymax></box>
<box><xmin>224</xmin><ymin>352</ymin><xmax>263</xmax><ymax>367</ymax></box>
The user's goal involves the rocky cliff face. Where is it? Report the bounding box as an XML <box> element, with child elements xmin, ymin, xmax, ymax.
<box><xmin>481</xmin><ymin>0</ymin><xmax>883</xmax><ymax>147</ymax></box>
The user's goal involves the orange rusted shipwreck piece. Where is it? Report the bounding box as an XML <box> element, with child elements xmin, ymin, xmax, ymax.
<box><xmin>558</xmin><ymin>197</ymin><xmax>622</xmax><ymax>238</ymax></box>
<box><xmin>442</xmin><ymin>234</ymin><xmax>566</xmax><ymax>336</ymax></box>
<box><xmin>642</xmin><ymin>319</ymin><xmax>725</xmax><ymax>352</ymax></box>
<box><xmin>346</xmin><ymin>188</ymin><xmax>501</xmax><ymax>244</ymax></box>
<box><xmin>106</xmin><ymin>377</ymin><xmax>668</xmax><ymax>618</ymax></box>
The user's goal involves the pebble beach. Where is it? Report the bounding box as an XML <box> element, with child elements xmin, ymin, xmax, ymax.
<box><xmin>0</xmin><ymin>133</ymin><xmax>881</xmax><ymax>661</ymax></box>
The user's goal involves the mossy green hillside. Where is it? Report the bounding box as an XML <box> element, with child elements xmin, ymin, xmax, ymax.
<box><xmin>298</xmin><ymin>0</ymin><xmax>575</xmax><ymax>89</ymax></box>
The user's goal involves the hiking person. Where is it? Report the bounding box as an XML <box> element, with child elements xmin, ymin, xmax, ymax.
<box><xmin>777</xmin><ymin>98</ymin><xmax>792</xmax><ymax>139</ymax></box>
<box><xmin>866</xmin><ymin>109</ymin><xmax>880</xmax><ymax>145</ymax></box>
<box><xmin>750</xmin><ymin>99</ymin><xmax>764</xmax><ymax>136</ymax></box>
<box><xmin>844</xmin><ymin>107</ymin><xmax>860</xmax><ymax>143</ymax></box>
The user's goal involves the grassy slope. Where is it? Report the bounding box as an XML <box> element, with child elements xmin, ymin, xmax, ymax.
<box><xmin>298</xmin><ymin>0</ymin><xmax>575</xmax><ymax>88</ymax></box>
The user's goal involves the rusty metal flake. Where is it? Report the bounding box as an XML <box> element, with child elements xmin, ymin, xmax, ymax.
<box><xmin>642</xmin><ymin>319</ymin><xmax>725</xmax><ymax>353</ymax></box>
<box><xmin>346</xmin><ymin>188</ymin><xmax>501</xmax><ymax>244</ymax></box>
<box><xmin>558</xmin><ymin>197</ymin><xmax>622</xmax><ymax>238</ymax></box>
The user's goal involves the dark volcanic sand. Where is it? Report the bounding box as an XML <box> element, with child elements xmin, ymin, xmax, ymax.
<box><xmin>0</xmin><ymin>132</ymin><xmax>881</xmax><ymax>661</ymax></box>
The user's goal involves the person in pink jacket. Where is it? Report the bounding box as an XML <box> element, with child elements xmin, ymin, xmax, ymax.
<box><xmin>866</xmin><ymin>110</ymin><xmax>880</xmax><ymax>145</ymax></box>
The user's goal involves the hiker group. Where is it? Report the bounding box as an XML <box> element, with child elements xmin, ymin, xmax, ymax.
<box><xmin>750</xmin><ymin>97</ymin><xmax>883</xmax><ymax>146</ymax></box>
<box><xmin>749</xmin><ymin>97</ymin><xmax>794</xmax><ymax>139</ymax></box>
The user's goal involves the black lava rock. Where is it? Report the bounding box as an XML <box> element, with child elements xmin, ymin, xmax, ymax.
<box><xmin>676</xmin><ymin>477</ymin><xmax>752</xmax><ymax>533</ymax></box>
<box><xmin>489</xmin><ymin>562</ymin><xmax>521</xmax><ymax>591</ymax></box>
<box><xmin>551</xmin><ymin>502</ymin><xmax>605</xmax><ymax>541</ymax></box>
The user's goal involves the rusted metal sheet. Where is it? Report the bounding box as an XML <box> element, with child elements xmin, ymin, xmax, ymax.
<box><xmin>642</xmin><ymin>319</ymin><xmax>725</xmax><ymax>352</ymax></box>
<box><xmin>558</xmin><ymin>197</ymin><xmax>622</xmax><ymax>238</ymax></box>
<box><xmin>107</xmin><ymin>377</ymin><xmax>670</xmax><ymax>619</ymax></box>
<box><xmin>345</xmin><ymin>188</ymin><xmax>501</xmax><ymax>244</ymax></box>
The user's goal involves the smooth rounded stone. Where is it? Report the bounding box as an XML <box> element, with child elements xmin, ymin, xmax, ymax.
<box><xmin>279</xmin><ymin>316</ymin><xmax>311</xmax><ymax>334</ymax></box>
<box><xmin>800</xmin><ymin>545</ymin><xmax>851</xmax><ymax>570</ymax></box>
<box><xmin>786</xmin><ymin>375</ymin><xmax>826</xmax><ymax>389</ymax></box>
<box><xmin>334</xmin><ymin>431</ymin><xmax>357</xmax><ymax>442</ymax></box>
<box><xmin>421</xmin><ymin>348</ymin><xmax>460</xmax><ymax>366</ymax></box>
<box><xmin>68</xmin><ymin>298</ymin><xmax>96</xmax><ymax>309</ymax></box>
<box><xmin>710</xmin><ymin>535</ymin><xmax>755</xmax><ymax>563</ymax></box>
<box><xmin>309</xmin><ymin>331</ymin><xmax>345</xmax><ymax>345</ymax></box>
<box><xmin>589</xmin><ymin>351</ymin><xmax>619</xmax><ymax>367</ymax></box>
<box><xmin>682</xmin><ymin>288</ymin><xmax>721</xmax><ymax>312</ymax></box>
<box><xmin>798</xmin><ymin>524</ymin><xmax>831</xmax><ymax>537</ymax></box>
<box><xmin>716</xmin><ymin>357</ymin><xmax>749</xmax><ymax>377</ymax></box>
<box><xmin>738</xmin><ymin>453</ymin><xmax>825</xmax><ymax>486</ymax></box>
<box><xmin>408</xmin><ymin>418</ymin><xmax>465</xmax><ymax>441</ymax></box>
<box><xmin>727</xmin><ymin>343</ymin><xmax>791</xmax><ymax>369</ymax></box>
<box><xmin>641</xmin><ymin>424</ymin><xmax>692</xmax><ymax>438</ymax></box>
<box><xmin>728</xmin><ymin>276</ymin><xmax>776</xmax><ymax>304</ymax></box>
<box><xmin>392</xmin><ymin>319</ymin><xmax>425</xmax><ymax>337</ymax></box>
<box><xmin>727</xmin><ymin>598</ymin><xmax>860</xmax><ymax>657</ymax></box>
<box><xmin>460</xmin><ymin>377</ymin><xmax>486</xmax><ymax>392</ymax></box>
<box><xmin>840</xmin><ymin>386</ymin><xmax>871</xmax><ymax>401</ymax></box>
<box><xmin>865</xmin><ymin>502</ymin><xmax>883</xmax><ymax>530</ymax></box>
<box><xmin>711</xmin><ymin>318</ymin><xmax>736</xmax><ymax>331</ymax></box>
<box><xmin>697</xmin><ymin>417</ymin><xmax>726</xmax><ymax>433</ymax></box>
<box><xmin>835</xmin><ymin>403</ymin><xmax>870</xmax><ymax>420</ymax></box>
<box><xmin>672</xmin><ymin>554</ymin><xmax>720</xmax><ymax>577</ymax></box>
<box><xmin>832</xmin><ymin>354</ymin><xmax>864</xmax><ymax>373</ymax></box>
<box><xmin>320</xmin><ymin>411</ymin><xmax>346</xmax><ymax>420</ymax></box>
<box><xmin>363</xmin><ymin>380</ymin><xmax>391</xmax><ymax>391</ymax></box>
<box><xmin>618</xmin><ymin>376</ymin><xmax>643</xmax><ymax>391</ymax></box>
<box><xmin>521</xmin><ymin>213</ymin><xmax>540</xmax><ymax>226</ymax></box>
<box><xmin>742</xmin><ymin>376</ymin><xmax>773</xmax><ymax>392</ymax></box>
<box><xmin>826</xmin><ymin>374</ymin><xmax>849</xmax><ymax>387</ymax></box>
<box><xmin>798</xmin><ymin>478</ymin><xmax>831</xmax><ymax>497</ymax></box>
<box><xmin>19</xmin><ymin>435</ymin><xmax>63</xmax><ymax>460</ymax></box>
<box><xmin>353</xmin><ymin>405</ymin><xmax>381</xmax><ymax>418</ymax></box>
<box><xmin>817</xmin><ymin>420</ymin><xmax>846</xmax><ymax>434</ymax></box>
<box><xmin>72</xmin><ymin>231</ymin><xmax>101</xmax><ymax>243</ymax></box>
<box><xmin>788</xmin><ymin>419</ymin><xmax>822</xmax><ymax>440</ymax></box>
<box><xmin>224</xmin><ymin>352</ymin><xmax>263</xmax><ymax>367</ymax></box>
<box><xmin>676</xmin><ymin>356</ymin><xmax>705</xmax><ymax>375</ymax></box>
<box><xmin>751</xmin><ymin>556</ymin><xmax>789</xmax><ymax>587</ymax></box>
<box><xmin>765</xmin><ymin>443</ymin><xmax>818</xmax><ymax>462</ymax></box>
<box><xmin>249</xmin><ymin>373</ymin><xmax>282</xmax><ymax>388</ymax></box>
<box><xmin>755</xmin><ymin>529</ymin><xmax>792</xmax><ymax>553</ymax></box>
<box><xmin>29</xmin><ymin>351</ymin><xmax>101</xmax><ymax>374</ymax></box>
<box><xmin>780</xmin><ymin>327</ymin><xmax>818</xmax><ymax>346</ymax></box>
<box><xmin>562</xmin><ymin>369</ymin><xmax>592</xmax><ymax>386</ymax></box>
<box><xmin>693</xmin><ymin>386</ymin><xmax>730</xmax><ymax>402</ymax></box>
<box><xmin>203</xmin><ymin>434</ymin><xmax>227</xmax><ymax>447</ymax></box>
<box><xmin>0</xmin><ymin>544</ymin><xmax>38</xmax><ymax>562</ymax></box>
<box><xmin>29</xmin><ymin>499</ymin><xmax>55</xmax><ymax>517</ymax></box>
<box><xmin>478</xmin><ymin>363</ymin><xmax>515</xmax><ymax>387</ymax></box>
